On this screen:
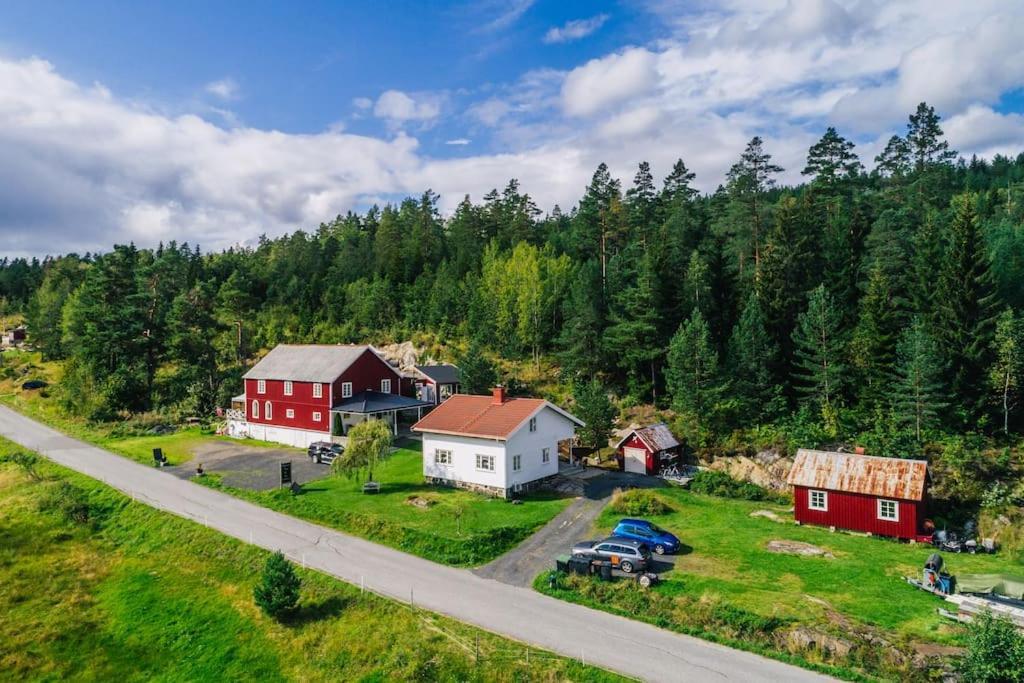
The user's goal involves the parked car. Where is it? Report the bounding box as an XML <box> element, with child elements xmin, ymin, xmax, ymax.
<box><xmin>611</xmin><ymin>518</ymin><xmax>680</xmax><ymax>555</ymax></box>
<box><xmin>571</xmin><ymin>538</ymin><xmax>651</xmax><ymax>573</ymax></box>
<box><xmin>307</xmin><ymin>441</ymin><xmax>344</xmax><ymax>465</ymax></box>
<box><xmin>21</xmin><ymin>380</ymin><xmax>47</xmax><ymax>390</ymax></box>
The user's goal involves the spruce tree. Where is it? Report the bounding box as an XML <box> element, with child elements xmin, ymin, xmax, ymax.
<box><xmin>625</xmin><ymin>161</ymin><xmax>657</xmax><ymax>247</ymax></box>
<box><xmin>937</xmin><ymin>193</ymin><xmax>999</xmax><ymax>417</ymax></box>
<box><xmin>666</xmin><ymin>310</ymin><xmax>721</xmax><ymax>436</ymax></box>
<box><xmin>573</xmin><ymin>379</ymin><xmax>617</xmax><ymax>452</ymax></box>
<box><xmin>457</xmin><ymin>337</ymin><xmax>498</xmax><ymax>395</ymax></box>
<box><xmin>254</xmin><ymin>551</ymin><xmax>301</xmax><ymax>620</ymax></box>
<box><xmin>791</xmin><ymin>285</ymin><xmax>846</xmax><ymax>413</ymax></box>
<box><xmin>724</xmin><ymin>137</ymin><xmax>784</xmax><ymax>276</ymax></box>
<box><xmin>893</xmin><ymin>319</ymin><xmax>947</xmax><ymax>442</ymax></box>
<box><xmin>557</xmin><ymin>261</ymin><xmax>606</xmax><ymax>381</ymax></box>
<box><xmin>849</xmin><ymin>263</ymin><xmax>898</xmax><ymax>410</ymax></box>
<box><xmin>604</xmin><ymin>247</ymin><xmax>662</xmax><ymax>400</ymax></box>
<box><xmin>727</xmin><ymin>293</ymin><xmax>784</xmax><ymax>421</ymax></box>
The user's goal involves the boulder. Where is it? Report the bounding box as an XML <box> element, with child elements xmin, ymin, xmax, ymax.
<box><xmin>707</xmin><ymin>449</ymin><xmax>793</xmax><ymax>491</ymax></box>
<box><xmin>766</xmin><ymin>539</ymin><xmax>834</xmax><ymax>558</ymax></box>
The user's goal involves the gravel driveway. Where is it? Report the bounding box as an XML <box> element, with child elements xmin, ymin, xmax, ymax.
<box><xmin>164</xmin><ymin>441</ymin><xmax>328</xmax><ymax>490</ymax></box>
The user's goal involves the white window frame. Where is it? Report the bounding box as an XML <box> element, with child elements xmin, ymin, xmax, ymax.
<box><xmin>512</xmin><ymin>454</ymin><xmax>521</xmax><ymax>471</ymax></box>
<box><xmin>257</xmin><ymin>379</ymin><xmax>266</xmax><ymax>394</ymax></box>
<box><xmin>877</xmin><ymin>499</ymin><xmax>899</xmax><ymax>522</ymax></box>
<box><xmin>341</xmin><ymin>382</ymin><xmax>353</xmax><ymax>398</ymax></box>
<box><xmin>808</xmin><ymin>489</ymin><xmax>828</xmax><ymax>511</ymax></box>
<box><xmin>529</xmin><ymin>417</ymin><xmax>537</xmax><ymax>432</ymax></box>
<box><xmin>313</xmin><ymin>383</ymin><xmax>323</xmax><ymax>399</ymax></box>
<box><xmin>542</xmin><ymin>447</ymin><xmax>550</xmax><ymax>464</ymax></box>
<box><xmin>285</xmin><ymin>408</ymin><xmax>294</xmax><ymax>419</ymax></box>
<box><xmin>283</xmin><ymin>380</ymin><xmax>293</xmax><ymax>396</ymax></box>
<box><xmin>475</xmin><ymin>454</ymin><xmax>495</xmax><ymax>472</ymax></box>
<box><xmin>435</xmin><ymin>449</ymin><xmax>452</xmax><ymax>466</ymax></box>
<box><xmin>381</xmin><ymin>378</ymin><xmax>392</xmax><ymax>393</ymax></box>
<box><xmin>251</xmin><ymin>400</ymin><xmax>259</xmax><ymax>419</ymax></box>
<box><xmin>312</xmin><ymin>411</ymin><xmax>322</xmax><ymax>422</ymax></box>
<box><xmin>264</xmin><ymin>401</ymin><xmax>272</xmax><ymax>420</ymax></box>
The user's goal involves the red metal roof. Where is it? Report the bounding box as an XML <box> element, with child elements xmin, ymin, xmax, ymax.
<box><xmin>787</xmin><ymin>449</ymin><xmax>928</xmax><ymax>501</ymax></box>
<box><xmin>412</xmin><ymin>394</ymin><xmax>579</xmax><ymax>440</ymax></box>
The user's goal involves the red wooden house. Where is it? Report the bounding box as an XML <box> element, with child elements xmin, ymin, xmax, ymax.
<box><xmin>614</xmin><ymin>423</ymin><xmax>681</xmax><ymax>475</ymax></box>
<box><xmin>227</xmin><ymin>344</ymin><xmax>431</xmax><ymax>448</ymax></box>
<box><xmin>787</xmin><ymin>449</ymin><xmax>929</xmax><ymax>540</ymax></box>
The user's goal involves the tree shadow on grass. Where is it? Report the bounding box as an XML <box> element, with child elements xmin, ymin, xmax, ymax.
<box><xmin>284</xmin><ymin>595</ymin><xmax>352</xmax><ymax>627</ymax></box>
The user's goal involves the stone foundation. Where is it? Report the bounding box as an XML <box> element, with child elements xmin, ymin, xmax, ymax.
<box><xmin>425</xmin><ymin>475</ymin><xmax>556</xmax><ymax>499</ymax></box>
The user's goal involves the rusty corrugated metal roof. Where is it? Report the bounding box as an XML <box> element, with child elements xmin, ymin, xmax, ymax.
<box><xmin>614</xmin><ymin>423</ymin><xmax>680</xmax><ymax>452</ymax></box>
<box><xmin>787</xmin><ymin>449</ymin><xmax>928</xmax><ymax>501</ymax></box>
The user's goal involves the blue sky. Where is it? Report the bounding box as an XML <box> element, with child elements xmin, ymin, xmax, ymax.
<box><xmin>0</xmin><ymin>1</ymin><xmax>1023</xmax><ymax>257</ymax></box>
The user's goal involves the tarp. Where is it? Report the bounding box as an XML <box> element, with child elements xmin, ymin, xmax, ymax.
<box><xmin>956</xmin><ymin>573</ymin><xmax>1024</xmax><ymax>600</ymax></box>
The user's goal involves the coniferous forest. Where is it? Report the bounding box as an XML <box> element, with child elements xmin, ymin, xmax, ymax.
<box><xmin>4</xmin><ymin>102</ymin><xmax>1024</xmax><ymax>505</ymax></box>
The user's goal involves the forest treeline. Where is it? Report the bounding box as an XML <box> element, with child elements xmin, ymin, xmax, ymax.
<box><xmin>4</xmin><ymin>102</ymin><xmax>1024</xmax><ymax>463</ymax></box>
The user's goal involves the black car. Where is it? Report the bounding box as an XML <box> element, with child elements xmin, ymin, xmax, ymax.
<box><xmin>21</xmin><ymin>380</ymin><xmax>48</xmax><ymax>390</ymax></box>
<box><xmin>307</xmin><ymin>441</ymin><xmax>344</xmax><ymax>465</ymax></box>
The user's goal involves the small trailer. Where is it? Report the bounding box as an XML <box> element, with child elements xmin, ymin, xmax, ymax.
<box><xmin>906</xmin><ymin>553</ymin><xmax>1024</xmax><ymax>630</ymax></box>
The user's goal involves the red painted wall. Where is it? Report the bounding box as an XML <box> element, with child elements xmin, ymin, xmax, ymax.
<box><xmin>793</xmin><ymin>485</ymin><xmax>922</xmax><ymax>539</ymax></box>
<box><xmin>331</xmin><ymin>349</ymin><xmax>404</xmax><ymax>403</ymax></box>
<box><xmin>244</xmin><ymin>378</ymin><xmax>331</xmax><ymax>432</ymax></box>
<box><xmin>617</xmin><ymin>434</ymin><xmax>656</xmax><ymax>475</ymax></box>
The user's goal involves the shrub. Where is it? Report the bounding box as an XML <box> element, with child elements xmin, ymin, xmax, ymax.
<box><xmin>959</xmin><ymin>612</ymin><xmax>1024</xmax><ymax>682</ymax></box>
<box><xmin>4</xmin><ymin>451</ymin><xmax>42</xmax><ymax>480</ymax></box>
<box><xmin>39</xmin><ymin>481</ymin><xmax>93</xmax><ymax>525</ymax></box>
<box><xmin>609</xmin><ymin>488</ymin><xmax>675</xmax><ymax>516</ymax></box>
<box><xmin>689</xmin><ymin>470</ymin><xmax>782</xmax><ymax>503</ymax></box>
<box><xmin>254</xmin><ymin>551</ymin><xmax>301</xmax><ymax>619</ymax></box>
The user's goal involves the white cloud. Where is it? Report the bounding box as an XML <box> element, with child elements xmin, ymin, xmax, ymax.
<box><xmin>352</xmin><ymin>96</ymin><xmax>373</xmax><ymax>110</ymax></box>
<box><xmin>943</xmin><ymin>105</ymin><xmax>1024</xmax><ymax>159</ymax></box>
<box><xmin>373</xmin><ymin>89</ymin><xmax>442</xmax><ymax>124</ymax></box>
<box><xmin>543</xmin><ymin>14</ymin><xmax>609</xmax><ymax>44</ymax></box>
<box><xmin>480</xmin><ymin>0</ymin><xmax>534</xmax><ymax>32</ymax></box>
<box><xmin>204</xmin><ymin>78</ymin><xmax>239</xmax><ymax>100</ymax></box>
<box><xmin>445</xmin><ymin>138</ymin><xmax>471</xmax><ymax>145</ymax></box>
<box><xmin>561</xmin><ymin>47</ymin><xmax>659</xmax><ymax>117</ymax></box>
<box><xmin>468</xmin><ymin>97</ymin><xmax>511</xmax><ymax>126</ymax></box>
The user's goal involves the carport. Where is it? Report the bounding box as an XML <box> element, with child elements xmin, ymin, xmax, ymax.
<box><xmin>330</xmin><ymin>390</ymin><xmax>433</xmax><ymax>436</ymax></box>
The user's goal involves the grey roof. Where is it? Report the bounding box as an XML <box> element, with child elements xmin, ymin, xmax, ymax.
<box><xmin>332</xmin><ymin>390</ymin><xmax>433</xmax><ymax>414</ymax></box>
<box><xmin>414</xmin><ymin>364</ymin><xmax>461</xmax><ymax>385</ymax></box>
<box><xmin>243</xmin><ymin>344</ymin><xmax>372</xmax><ymax>382</ymax></box>
<box><xmin>614</xmin><ymin>423</ymin><xmax>680</xmax><ymax>452</ymax></box>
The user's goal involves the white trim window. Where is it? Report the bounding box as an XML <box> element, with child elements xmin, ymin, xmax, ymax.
<box><xmin>341</xmin><ymin>382</ymin><xmax>353</xmax><ymax>398</ymax></box>
<box><xmin>512</xmin><ymin>454</ymin><xmax>521</xmax><ymax>471</ymax></box>
<box><xmin>809</xmin><ymin>489</ymin><xmax>828</xmax><ymax>511</ymax></box>
<box><xmin>283</xmin><ymin>380</ymin><xmax>293</xmax><ymax>396</ymax></box>
<box><xmin>529</xmin><ymin>417</ymin><xmax>537</xmax><ymax>432</ymax></box>
<box><xmin>312</xmin><ymin>411</ymin><xmax>322</xmax><ymax>422</ymax></box>
<box><xmin>475</xmin><ymin>454</ymin><xmax>495</xmax><ymax>472</ymax></box>
<box><xmin>264</xmin><ymin>401</ymin><xmax>272</xmax><ymax>420</ymax></box>
<box><xmin>542</xmin><ymin>447</ymin><xmax>551</xmax><ymax>464</ymax></box>
<box><xmin>877</xmin><ymin>499</ymin><xmax>899</xmax><ymax>522</ymax></box>
<box><xmin>381</xmin><ymin>378</ymin><xmax>392</xmax><ymax>393</ymax></box>
<box><xmin>257</xmin><ymin>379</ymin><xmax>266</xmax><ymax>394</ymax></box>
<box><xmin>285</xmin><ymin>408</ymin><xmax>294</xmax><ymax>419</ymax></box>
<box><xmin>313</xmin><ymin>383</ymin><xmax>323</xmax><ymax>399</ymax></box>
<box><xmin>251</xmin><ymin>400</ymin><xmax>259</xmax><ymax>419</ymax></box>
<box><xmin>435</xmin><ymin>449</ymin><xmax>452</xmax><ymax>466</ymax></box>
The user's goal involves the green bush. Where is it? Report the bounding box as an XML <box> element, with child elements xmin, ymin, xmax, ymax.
<box><xmin>254</xmin><ymin>551</ymin><xmax>301</xmax><ymax>619</ymax></box>
<box><xmin>608</xmin><ymin>488</ymin><xmax>675</xmax><ymax>516</ymax></box>
<box><xmin>689</xmin><ymin>470</ymin><xmax>783</xmax><ymax>503</ymax></box>
<box><xmin>959</xmin><ymin>611</ymin><xmax>1024</xmax><ymax>682</ymax></box>
<box><xmin>3</xmin><ymin>451</ymin><xmax>42</xmax><ymax>480</ymax></box>
<box><xmin>39</xmin><ymin>481</ymin><xmax>94</xmax><ymax>525</ymax></box>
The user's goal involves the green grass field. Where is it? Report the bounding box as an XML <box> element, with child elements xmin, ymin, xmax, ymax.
<box><xmin>0</xmin><ymin>439</ymin><xmax>621</xmax><ymax>682</ymax></box>
<box><xmin>211</xmin><ymin>446</ymin><xmax>573</xmax><ymax>566</ymax></box>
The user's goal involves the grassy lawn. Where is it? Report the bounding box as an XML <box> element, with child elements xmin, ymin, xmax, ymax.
<box><xmin>210</xmin><ymin>446</ymin><xmax>573</xmax><ymax>566</ymax></box>
<box><xmin>0</xmin><ymin>439</ymin><xmax>621</xmax><ymax>682</ymax></box>
<box><xmin>538</xmin><ymin>486</ymin><xmax>1024</xmax><ymax>680</ymax></box>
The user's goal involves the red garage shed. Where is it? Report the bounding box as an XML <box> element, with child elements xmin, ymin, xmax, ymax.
<box><xmin>614</xmin><ymin>423</ymin><xmax>681</xmax><ymax>475</ymax></box>
<box><xmin>787</xmin><ymin>449</ymin><xmax>929</xmax><ymax>540</ymax></box>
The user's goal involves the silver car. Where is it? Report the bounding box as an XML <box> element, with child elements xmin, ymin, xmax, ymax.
<box><xmin>570</xmin><ymin>537</ymin><xmax>651</xmax><ymax>573</ymax></box>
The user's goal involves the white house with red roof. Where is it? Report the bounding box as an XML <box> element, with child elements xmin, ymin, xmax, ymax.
<box><xmin>411</xmin><ymin>386</ymin><xmax>582</xmax><ymax>498</ymax></box>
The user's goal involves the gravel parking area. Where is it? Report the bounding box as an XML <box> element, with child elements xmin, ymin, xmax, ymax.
<box><xmin>164</xmin><ymin>441</ymin><xmax>328</xmax><ymax>490</ymax></box>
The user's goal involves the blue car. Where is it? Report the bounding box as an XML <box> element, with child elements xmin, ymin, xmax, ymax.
<box><xmin>611</xmin><ymin>518</ymin><xmax>680</xmax><ymax>555</ymax></box>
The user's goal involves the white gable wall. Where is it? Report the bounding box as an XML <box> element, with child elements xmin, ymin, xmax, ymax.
<box><xmin>422</xmin><ymin>433</ymin><xmax>508</xmax><ymax>491</ymax></box>
<box><xmin>504</xmin><ymin>405</ymin><xmax>574</xmax><ymax>489</ymax></box>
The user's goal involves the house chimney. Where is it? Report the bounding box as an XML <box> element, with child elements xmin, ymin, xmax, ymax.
<box><xmin>854</xmin><ymin>446</ymin><xmax>865</xmax><ymax>455</ymax></box>
<box><xmin>492</xmin><ymin>385</ymin><xmax>506</xmax><ymax>405</ymax></box>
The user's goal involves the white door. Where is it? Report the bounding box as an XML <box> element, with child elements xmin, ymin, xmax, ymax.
<box><xmin>623</xmin><ymin>447</ymin><xmax>647</xmax><ymax>474</ymax></box>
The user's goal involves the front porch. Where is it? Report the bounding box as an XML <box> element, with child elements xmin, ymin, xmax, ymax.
<box><xmin>330</xmin><ymin>390</ymin><xmax>433</xmax><ymax>439</ymax></box>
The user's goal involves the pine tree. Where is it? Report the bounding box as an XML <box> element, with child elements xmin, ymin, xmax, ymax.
<box><xmin>573</xmin><ymin>379</ymin><xmax>616</xmax><ymax>452</ymax></box>
<box><xmin>849</xmin><ymin>263</ymin><xmax>898</xmax><ymax>410</ymax></box>
<box><xmin>727</xmin><ymin>293</ymin><xmax>784</xmax><ymax>421</ymax></box>
<box><xmin>937</xmin><ymin>193</ymin><xmax>999</xmax><ymax>417</ymax></box>
<box><xmin>724</xmin><ymin>137</ymin><xmax>784</xmax><ymax>276</ymax></box>
<box><xmin>557</xmin><ymin>261</ymin><xmax>606</xmax><ymax>382</ymax></box>
<box><xmin>990</xmin><ymin>308</ymin><xmax>1024</xmax><ymax>435</ymax></box>
<box><xmin>791</xmin><ymin>285</ymin><xmax>846</xmax><ymax>413</ymax></box>
<box><xmin>906</xmin><ymin>102</ymin><xmax>957</xmax><ymax>172</ymax></box>
<box><xmin>666</xmin><ymin>310</ymin><xmax>721</xmax><ymax>436</ymax></box>
<box><xmin>625</xmin><ymin>161</ymin><xmax>657</xmax><ymax>247</ymax></box>
<box><xmin>874</xmin><ymin>135</ymin><xmax>911</xmax><ymax>179</ymax></box>
<box><xmin>683</xmin><ymin>250</ymin><xmax>711</xmax><ymax>317</ymax></box>
<box><xmin>660</xmin><ymin>158</ymin><xmax>699</xmax><ymax>211</ymax></box>
<box><xmin>893</xmin><ymin>319</ymin><xmax>947</xmax><ymax>441</ymax></box>
<box><xmin>254</xmin><ymin>551</ymin><xmax>301</xmax><ymax>620</ymax></box>
<box><xmin>802</xmin><ymin>127</ymin><xmax>862</xmax><ymax>187</ymax></box>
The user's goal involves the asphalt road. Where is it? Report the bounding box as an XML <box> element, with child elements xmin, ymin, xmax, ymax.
<box><xmin>0</xmin><ymin>405</ymin><xmax>830</xmax><ymax>683</ymax></box>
